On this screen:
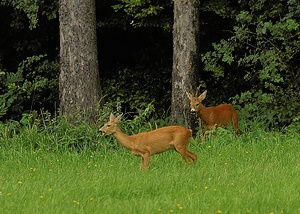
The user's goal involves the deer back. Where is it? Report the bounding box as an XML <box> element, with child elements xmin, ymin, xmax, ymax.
<box><xmin>129</xmin><ymin>126</ymin><xmax>192</xmax><ymax>154</ymax></box>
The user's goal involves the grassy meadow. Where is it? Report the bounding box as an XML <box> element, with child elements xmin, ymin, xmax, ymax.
<box><xmin>0</xmin><ymin>114</ymin><xmax>300</xmax><ymax>214</ymax></box>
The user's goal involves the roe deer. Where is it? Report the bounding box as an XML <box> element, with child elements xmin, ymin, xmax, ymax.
<box><xmin>186</xmin><ymin>90</ymin><xmax>242</xmax><ymax>140</ymax></box>
<box><xmin>99</xmin><ymin>114</ymin><xmax>198</xmax><ymax>169</ymax></box>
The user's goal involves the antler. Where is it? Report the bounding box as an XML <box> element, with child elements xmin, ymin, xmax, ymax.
<box><xmin>195</xmin><ymin>85</ymin><xmax>201</xmax><ymax>96</ymax></box>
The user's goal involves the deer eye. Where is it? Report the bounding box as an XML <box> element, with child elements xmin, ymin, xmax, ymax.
<box><xmin>107</xmin><ymin>124</ymin><xmax>111</xmax><ymax>127</ymax></box>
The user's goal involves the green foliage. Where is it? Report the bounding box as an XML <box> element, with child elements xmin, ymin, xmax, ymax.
<box><xmin>40</xmin><ymin>0</ymin><xmax>58</xmax><ymax>20</ymax></box>
<box><xmin>1</xmin><ymin>0</ymin><xmax>58</xmax><ymax>29</ymax></box>
<box><xmin>1</xmin><ymin>0</ymin><xmax>39</xmax><ymax>29</ymax></box>
<box><xmin>102</xmin><ymin>67</ymin><xmax>171</xmax><ymax>116</ymax></box>
<box><xmin>287</xmin><ymin>116</ymin><xmax>300</xmax><ymax>133</ymax></box>
<box><xmin>112</xmin><ymin>0</ymin><xmax>173</xmax><ymax>30</ymax></box>
<box><xmin>0</xmin><ymin>111</ymin><xmax>100</xmax><ymax>152</ymax></box>
<box><xmin>202</xmin><ymin>0</ymin><xmax>300</xmax><ymax>128</ymax></box>
<box><xmin>1</xmin><ymin>0</ymin><xmax>59</xmax><ymax>120</ymax></box>
<box><xmin>0</xmin><ymin>55</ymin><xmax>59</xmax><ymax>120</ymax></box>
<box><xmin>123</xmin><ymin>102</ymin><xmax>170</xmax><ymax>134</ymax></box>
<box><xmin>0</xmin><ymin>103</ymin><xmax>168</xmax><ymax>151</ymax></box>
<box><xmin>2</xmin><ymin>0</ymin><xmax>299</xmax><ymax>129</ymax></box>
<box><xmin>202</xmin><ymin>1</ymin><xmax>231</xmax><ymax>18</ymax></box>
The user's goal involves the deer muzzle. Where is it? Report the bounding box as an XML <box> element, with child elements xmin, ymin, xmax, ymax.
<box><xmin>99</xmin><ymin>127</ymin><xmax>106</xmax><ymax>134</ymax></box>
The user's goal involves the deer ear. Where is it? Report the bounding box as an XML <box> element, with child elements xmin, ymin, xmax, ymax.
<box><xmin>198</xmin><ymin>90</ymin><xmax>207</xmax><ymax>101</ymax></box>
<box><xmin>109</xmin><ymin>113</ymin><xmax>115</xmax><ymax>121</ymax></box>
<box><xmin>115</xmin><ymin>114</ymin><xmax>123</xmax><ymax>122</ymax></box>
<box><xmin>186</xmin><ymin>92</ymin><xmax>193</xmax><ymax>100</ymax></box>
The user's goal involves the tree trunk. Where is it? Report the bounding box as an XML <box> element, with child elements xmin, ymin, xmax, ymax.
<box><xmin>171</xmin><ymin>0</ymin><xmax>200</xmax><ymax>127</ymax></box>
<box><xmin>59</xmin><ymin>0</ymin><xmax>101</xmax><ymax>123</ymax></box>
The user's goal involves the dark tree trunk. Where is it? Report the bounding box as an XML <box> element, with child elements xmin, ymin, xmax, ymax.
<box><xmin>59</xmin><ymin>0</ymin><xmax>101</xmax><ymax>123</ymax></box>
<box><xmin>171</xmin><ymin>0</ymin><xmax>200</xmax><ymax>127</ymax></box>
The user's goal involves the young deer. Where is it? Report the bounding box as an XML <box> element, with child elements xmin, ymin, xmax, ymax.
<box><xmin>99</xmin><ymin>114</ymin><xmax>198</xmax><ymax>169</ymax></box>
<box><xmin>186</xmin><ymin>90</ymin><xmax>242</xmax><ymax>140</ymax></box>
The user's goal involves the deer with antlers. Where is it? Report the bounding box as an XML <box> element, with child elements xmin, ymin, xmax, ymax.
<box><xmin>99</xmin><ymin>114</ymin><xmax>198</xmax><ymax>169</ymax></box>
<box><xmin>186</xmin><ymin>89</ymin><xmax>242</xmax><ymax>140</ymax></box>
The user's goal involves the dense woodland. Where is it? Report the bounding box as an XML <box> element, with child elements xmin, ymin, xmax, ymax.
<box><xmin>0</xmin><ymin>0</ymin><xmax>299</xmax><ymax>129</ymax></box>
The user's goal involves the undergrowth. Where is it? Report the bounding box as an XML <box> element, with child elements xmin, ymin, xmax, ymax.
<box><xmin>0</xmin><ymin>105</ymin><xmax>300</xmax><ymax>213</ymax></box>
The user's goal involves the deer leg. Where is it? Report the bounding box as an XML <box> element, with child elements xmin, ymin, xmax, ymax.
<box><xmin>234</xmin><ymin>125</ymin><xmax>242</xmax><ymax>135</ymax></box>
<box><xmin>232</xmin><ymin>112</ymin><xmax>242</xmax><ymax>135</ymax></box>
<box><xmin>235</xmin><ymin>128</ymin><xmax>242</xmax><ymax>135</ymax></box>
<box><xmin>174</xmin><ymin>146</ymin><xmax>191</xmax><ymax>165</ymax></box>
<box><xmin>186</xmin><ymin>150</ymin><xmax>198</xmax><ymax>164</ymax></box>
<box><xmin>140</xmin><ymin>152</ymin><xmax>150</xmax><ymax>169</ymax></box>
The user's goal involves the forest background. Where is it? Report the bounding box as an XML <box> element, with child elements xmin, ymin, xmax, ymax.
<box><xmin>0</xmin><ymin>0</ymin><xmax>299</xmax><ymax>129</ymax></box>
<box><xmin>1</xmin><ymin>2</ymin><xmax>300</xmax><ymax>213</ymax></box>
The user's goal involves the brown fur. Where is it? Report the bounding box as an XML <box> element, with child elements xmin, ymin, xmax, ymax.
<box><xmin>186</xmin><ymin>90</ymin><xmax>242</xmax><ymax>140</ymax></box>
<box><xmin>100</xmin><ymin>114</ymin><xmax>198</xmax><ymax>169</ymax></box>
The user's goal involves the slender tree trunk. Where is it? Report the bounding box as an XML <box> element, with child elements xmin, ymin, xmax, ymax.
<box><xmin>59</xmin><ymin>0</ymin><xmax>101</xmax><ymax>123</ymax></box>
<box><xmin>172</xmin><ymin>0</ymin><xmax>200</xmax><ymax>127</ymax></box>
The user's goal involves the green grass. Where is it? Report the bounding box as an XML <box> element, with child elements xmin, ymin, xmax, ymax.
<box><xmin>0</xmin><ymin>118</ymin><xmax>300</xmax><ymax>214</ymax></box>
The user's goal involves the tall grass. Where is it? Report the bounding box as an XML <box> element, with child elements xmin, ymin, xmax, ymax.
<box><xmin>0</xmin><ymin>111</ymin><xmax>300</xmax><ymax>214</ymax></box>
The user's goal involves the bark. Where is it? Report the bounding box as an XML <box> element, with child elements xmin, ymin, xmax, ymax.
<box><xmin>59</xmin><ymin>0</ymin><xmax>101</xmax><ymax>123</ymax></box>
<box><xmin>171</xmin><ymin>0</ymin><xmax>200</xmax><ymax>127</ymax></box>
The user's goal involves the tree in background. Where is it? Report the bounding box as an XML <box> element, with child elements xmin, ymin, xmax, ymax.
<box><xmin>171</xmin><ymin>0</ymin><xmax>200</xmax><ymax>127</ymax></box>
<box><xmin>1</xmin><ymin>0</ymin><xmax>299</xmax><ymax>129</ymax></box>
<box><xmin>59</xmin><ymin>0</ymin><xmax>101</xmax><ymax>123</ymax></box>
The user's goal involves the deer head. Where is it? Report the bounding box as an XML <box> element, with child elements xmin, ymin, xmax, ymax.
<box><xmin>186</xmin><ymin>90</ymin><xmax>207</xmax><ymax>113</ymax></box>
<box><xmin>99</xmin><ymin>114</ymin><xmax>122</xmax><ymax>135</ymax></box>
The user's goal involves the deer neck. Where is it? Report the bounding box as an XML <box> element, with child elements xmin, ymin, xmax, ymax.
<box><xmin>197</xmin><ymin>103</ymin><xmax>210</xmax><ymax>121</ymax></box>
<box><xmin>113</xmin><ymin>126</ymin><xmax>134</xmax><ymax>150</ymax></box>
